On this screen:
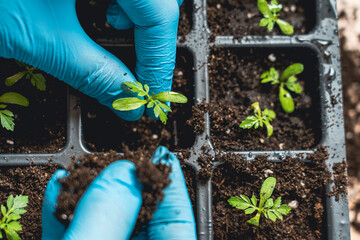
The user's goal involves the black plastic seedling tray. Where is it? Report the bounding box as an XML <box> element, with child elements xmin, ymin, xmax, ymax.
<box><xmin>0</xmin><ymin>0</ymin><xmax>350</xmax><ymax>239</ymax></box>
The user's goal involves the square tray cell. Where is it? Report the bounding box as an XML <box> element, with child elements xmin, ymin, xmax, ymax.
<box><xmin>207</xmin><ymin>0</ymin><xmax>317</xmax><ymax>38</ymax></box>
<box><xmin>81</xmin><ymin>47</ymin><xmax>196</xmax><ymax>152</ymax></box>
<box><xmin>212</xmin><ymin>154</ymin><xmax>330</xmax><ymax>240</ymax></box>
<box><xmin>208</xmin><ymin>47</ymin><xmax>321</xmax><ymax>151</ymax></box>
<box><xmin>0</xmin><ymin>58</ymin><xmax>67</xmax><ymax>153</ymax></box>
<box><xmin>76</xmin><ymin>0</ymin><xmax>193</xmax><ymax>43</ymax></box>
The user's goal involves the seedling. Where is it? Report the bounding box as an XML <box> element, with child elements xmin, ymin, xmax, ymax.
<box><xmin>239</xmin><ymin>102</ymin><xmax>276</xmax><ymax>138</ymax></box>
<box><xmin>112</xmin><ymin>81</ymin><xmax>188</xmax><ymax>125</ymax></box>
<box><xmin>260</xmin><ymin>63</ymin><xmax>303</xmax><ymax>113</ymax></box>
<box><xmin>0</xmin><ymin>92</ymin><xmax>29</xmax><ymax>131</ymax></box>
<box><xmin>257</xmin><ymin>0</ymin><xmax>294</xmax><ymax>35</ymax></box>
<box><xmin>0</xmin><ymin>195</ymin><xmax>28</xmax><ymax>240</ymax></box>
<box><xmin>5</xmin><ymin>61</ymin><xmax>46</xmax><ymax>91</ymax></box>
<box><xmin>228</xmin><ymin>177</ymin><xmax>291</xmax><ymax>226</ymax></box>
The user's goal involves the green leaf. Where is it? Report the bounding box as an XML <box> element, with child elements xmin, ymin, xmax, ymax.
<box><xmin>286</xmin><ymin>81</ymin><xmax>302</xmax><ymax>94</ymax></box>
<box><xmin>273</xmin><ymin>197</ymin><xmax>282</xmax><ymax>209</ymax></box>
<box><xmin>261</xmin><ymin>77</ymin><xmax>274</xmax><ymax>84</ymax></box>
<box><xmin>31</xmin><ymin>73</ymin><xmax>46</xmax><ymax>91</ymax></box>
<box><xmin>240</xmin><ymin>195</ymin><xmax>251</xmax><ymax>204</ymax></box>
<box><xmin>259</xmin><ymin>177</ymin><xmax>276</xmax><ymax>208</ymax></box>
<box><xmin>157</xmin><ymin>102</ymin><xmax>172</xmax><ymax>112</ymax></box>
<box><xmin>263</xmin><ymin>121</ymin><xmax>274</xmax><ymax>138</ymax></box>
<box><xmin>279</xmin><ymin>86</ymin><xmax>295</xmax><ymax>113</ymax></box>
<box><xmin>260</xmin><ymin>71</ymin><xmax>270</xmax><ymax>79</ymax></box>
<box><xmin>112</xmin><ymin>98</ymin><xmax>147</xmax><ymax>111</ymax></box>
<box><xmin>228</xmin><ymin>196</ymin><xmax>252</xmax><ymax>210</ymax></box>
<box><xmin>144</xmin><ymin>84</ymin><xmax>150</xmax><ymax>93</ymax></box>
<box><xmin>251</xmin><ymin>102</ymin><xmax>261</xmax><ymax>116</ymax></box>
<box><xmin>0</xmin><ymin>111</ymin><xmax>15</xmax><ymax>131</ymax></box>
<box><xmin>6</xmin><ymin>221</ymin><xmax>22</xmax><ymax>232</ymax></box>
<box><xmin>272</xmin><ymin>210</ymin><xmax>283</xmax><ymax>220</ymax></box>
<box><xmin>7</xmin><ymin>195</ymin><xmax>14</xmax><ymax>210</ymax></box>
<box><xmin>0</xmin><ymin>92</ymin><xmax>29</xmax><ymax>107</ymax></box>
<box><xmin>12</xmin><ymin>195</ymin><xmax>28</xmax><ymax>210</ymax></box>
<box><xmin>147</xmin><ymin>101</ymin><xmax>155</xmax><ymax>109</ymax></box>
<box><xmin>264</xmin><ymin>198</ymin><xmax>274</xmax><ymax>209</ymax></box>
<box><xmin>5</xmin><ymin>72</ymin><xmax>27</xmax><ymax>87</ymax></box>
<box><xmin>259</xmin><ymin>18</ymin><xmax>269</xmax><ymax>27</ymax></box>
<box><xmin>7</xmin><ymin>213</ymin><xmax>21</xmax><ymax>222</ymax></box>
<box><xmin>138</xmin><ymin>92</ymin><xmax>146</xmax><ymax>97</ymax></box>
<box><xmin>5</xmin><ymin>230</ymin><xmax>20</xmax><ymax>240</ymax></box>
<box><xmin>263</xmin><ymin>109</ymin><xmax>276</xmax><ymax>121</ymax></box>
<box><xmin>1</xmin><ymin>205</ymin><xmax>6</xmax><ymax>216</ymax></box>
<box><xmin>277</xmin><ymin>204</ymin><xmax>291</xmax><ymax>214</ymax></box>
<box><xmin>267</xmin><ymin>211</ymin><xmax>277</xmax><ymax>222</ymax></box>
<box><xmin>247</xmin><ymin>213</ymin><xmax>260</xmax><ymax>226</ymax></box>
<box><xmin>270</xmin><ymin>68</ymin><xmax>279</xmax><ymax>79</ymax></box>
<box><xmin>153</xmin><ymin>92</ymin><xmax>188</xmax><ymax>104</ymax></box>
<box><xmin>154</xmin><ymin>105</ymin><xmax>161</xmax><ymax>118</ymax></box>
<box><xmin>267</xmin><ymin>21</ymin><xmax>275</xmax><ymax>31</ymax></box>
<box><xmin>280</xmin><ymin>63</ymin><xmax>304</xmax><ymax>82</ymax></box>
<box><xmin>0</xmin><ymin>230</ymin><xmax>2</xmax><ymax>238</ymax></box>
<box><xmin>123</xmin><ymin>81</ymin><xmax>144</xmax><ymax>93</ymax></box>
<box><xmin>13</xmin><ymin>209</ymin><xmax>26</xmax><ymax>215</ymax></box>
<box><xmin>239</xmin><ymin>116</ymin><xmax>257</xmax><ymax>129</ymax></box>
<box><xmin>276</xmin><ymin>19</ymin><xmax>294</xmax><ymax>35</ymax></box>
<box><xmin>245</xmin><ymin>207</ymin><xmax>256</xmax><ymax>215</ymax></box>
<box><xmin>159</xmin><ymin>110</ymin><xmax>168</xmax><ymax>125</ymax></box>
<box><xmin>257</xmin><ymin>0</ymin><xmax>272</xmax><ymax>18</ymax></box>
<box><xmin>251</xmin><ymin>195</ymin><xmax>257</xmax><ymax>207</ymax></box>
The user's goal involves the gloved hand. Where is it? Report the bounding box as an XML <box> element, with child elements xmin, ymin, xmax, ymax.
<box><xmin>0</xmin><ymin>0</ymin><xmax>181</xmax><ymax>120</ymax></box>
<box><xmin>42</xmin><ymin>146</ymin><xmax>197</xmax><ymax>240</ymax></box>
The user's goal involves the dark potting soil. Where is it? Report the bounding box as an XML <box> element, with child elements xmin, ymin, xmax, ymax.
<box><xmin>81</xmin><ymin>49</ymin><xmax>195</xmax><ymax>152</ymax></box>
<box><xmin>211</xmin><ymin>146</ymin><xmax>347</xmax><ymax>240</ymax></box>
<box><xmin>0</xmin><ymin>59</ymin><xmax>67</xmax><ymax>153</ymax></box>
<box><xmin>207</xmin><ymin>0</ymin><xmax>315</xmax><ymax>39</ymax></box>
<box><xmin>55</xmin><ymin>147</ymin><xmax>172</xmax><ymax>236</ymax></box>
<box><xmin>0</xmin><ymin>165</ymin><xmax>58</xmax><ymax>240</ymax></box>
<box><xmin>207</xmin><ymin>47</ymin><xmax>321</xmax><ymax>151</ymax></box>
<box><xmin>76</xmin><ymin>0</ymin><xmax>192</xmax><ymax>42</ymax></box>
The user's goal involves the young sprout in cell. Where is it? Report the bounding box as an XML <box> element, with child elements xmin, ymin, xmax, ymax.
<box><xmin>0</xmin><ymin>195</ymin><xmax>28</xmax><ymax>240</ymax></box>
<box><xmin>112</xmin><ymin>81</ymin><xmax>188</xmax><ymax>125</ymax></box>
<box><xmin>257</xmin><ymin>0</ymin><xmax>294</xmax><ymax>35</ymax></box>
<box><xmin>239</xmin><ymin>102</ymin><xmax>276</xmax><ymax>138</ymax></box>
<box><xmin>228</xmin><ymin>177</ymin><xmax>291</xmax><ymax>226</ymax></box>
<box><xmin>260</xmin><ymin>63</ymin><xmax>303</xmax><ymax>113</ymax></box>
<box><xmin>0</xmin><ymin>92</ymin><xmax>29</xmax><ymax>131</ymax></box>
<box><xmin>5</xmin><ymin>61</ymin><xmax>46</xmax><ymax>91</ymax></box>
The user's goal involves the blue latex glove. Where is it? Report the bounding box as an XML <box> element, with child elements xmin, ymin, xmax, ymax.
<box><xmin>0</xmin><ymin>0</ymin><xmax>181</xmax><ymax>120</ymax></box>
<box><xmin>42</xmin><ymin>146</ymin><xmax>197</xmax><ymax>240</ymax></box>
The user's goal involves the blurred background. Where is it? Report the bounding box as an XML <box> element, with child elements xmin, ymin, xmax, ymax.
<box><xmin>338</xmin><ymin>0</ymin><xmax>360</xmax><ymax>238</ymax></box>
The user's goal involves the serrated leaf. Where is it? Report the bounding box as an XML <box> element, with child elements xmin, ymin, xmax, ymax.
<box><xmin>31</xmin><ymin>73</ymin><xmax>46</xmax><ymax>91</ymax></box>
<box><xmin>273</xmin><ymin>197</ymin><xmax>282</xmax><ymax>209</ymax></box>
<box><xmin>228</xmin><ymin>196</ymin><xmax>252</xmax><ymax>210</ymax></box>
<box><xmin>267</xmin><ymin>21</ymin><xmax>275</xmax><ymax>31</ymax></box>
<box><xmin>239</xmin><ymin>117</ymin><xmax>257</xmax><ymax>129</ymax></box>
<box><xmin>270</xmin><ymin>67</ymin><xmax>279</xmax><ymax>79</ymax></box>
<box><xmin>154</xmin><ymin>105</ymin><xmax>161</xmax><ymax>118</ymax></box>
<box><xmin>257</xmin><ymin>0</ymin><xmax>272</xmax><ymax>18</ymax></box>
<box><xmin>264</xmin><ymin>198</ymin><xmax>274</xmax><ymax>209</ymax></box>
<box><xmin>286</xmin><ymin>81</ymin><xmax>302</xmax><ymax>94</ymax></box>
<box><xmin>157</xmin><ymin>102</ymin><xmax>172</xmax><ymax>112</ymax></box>
<box><xmin>5</xmin><ymin>72</ymin><xmax>27</xmax><ymax>87</ymax></box>
<box><xmin>112</xmin><ymin>98</ymin><xmax>147</xmax><ymax>111</ymax></box>
<box><xmin>13</xmin><ymin>209</ymin><xmax>26</xmax><ymax>215</ymax></box>
<box><xmin>159</xmin><ymin>110</ymin><xmax>168</xmax><ymax>125</ymax></box>
<box><xmin>267</xmin><ymin>211</ymin><xmax>277</xmax><ymax>221</ymax></box>
<box><xmin>259</xmin><ymin>18</ymin><xmax>269</xmax><ymax>27</ymax></box>
<box><xmin>144</xmin><ymin>84</ymin><xmax>150</xmax><ymax>93</ymax></box>
<box><xmin>259</xmin><ymin>177</ymin><xmax>276</xmax><ymax>208</ymax></box>
<box><xmin>279</xmin><ymin>87</ymin><xmax>295</xmax><ymax>113</ymax></box>
<box><xmin>147</xmin><ymin>101</ymin><xmax>155</xmax><ymax>108</ymax></box>
<box><xmin>277</xmin><ymin>19</ymin><xmax>294</xmax><ymax>35</ymax></box>
<box><xmin>240</xmin><ymin>195</ymin><xmax>251</xmax><ymax>204</ymax></box>
<box><xmin>0</xmin><ymin>111</ymin><xmax>15</xmax><ymax>131</ymax></box>
<box><xmin>272</xmin><ymin>210</ymin><xmax>283</xmax><ymax>220</ymax></box>
<box><xmin>277</xmin><ymin>204</ymin><xmax>291</xmax><ymax>214</ymax></box>
<box><xmin>1</xmin><ymin>205</ymin><xmax>6</xmax><ymax>216</ymax></box>
<box><xmin>0</xmin><ymin>104</ymin><xmax>7</xmax><ymax>109</ymax></box>
<box><xmin>6</xmin><ymin>221</ymin><xmax>22</xmax><ymax>232</ymax></box>
<box><xmin>245</xmin><ymin>207</ymin><xmax>256</xmax><ymax>215</ymax></box>
<box><xmin>251</xmin><ymin>195</ymin><xmax>257</xmax><ymax>207</ymax></box>
<box><xmin>153</xmin><ymin>92</ymin><xmax>188</xmax><ymax>103</ymax></box>
<box><xmin>13</xmin><ymin>195</ymin><xmax>28</xmax><ymax>209</ymax></box>
<box><xmin>7</xmin><ymin>213</ymin><xmax>21</xmax><ymax>222</ymax></box>
<box><xmin>281</xmin><ymin>63</ymin><xmax>304</xmax><ymax>82</ymax></box>
<box><xmin>5</xmin><ymin>229</ymin><xmax>20</xmax><ymax>240</ymax></box>
<box><xmin>263</xmin><ymin>109</ymin><xmax>276</xmax><ymax>120</ymax></box>
<box><xmin>123</xmin><ymin>81</ymin><xmax>143</xmax><ymax>93</ymax></box>
<box><xmin>0</xmin><ymin>92</ymin><xmax>29</xmax><ymax>107</ymax></box>
<box><xmin>264</xmin><ymin>121</ymin><xmax>274</xmax><ymax>138</ymax></box>
<box><xmin>7</xmin><ymin>195</ymin><xmax>14</xmax><ymax>210</ymax></box>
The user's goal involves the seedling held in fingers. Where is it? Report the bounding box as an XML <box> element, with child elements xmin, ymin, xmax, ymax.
<box><xmin>239</xmin><ymin>102</ymin><xmax>276</xmax><ymax>138</ymax></box>
<box><xmin>5</xmin><ymin>61</ymin><xmax>46</xmax><ymax>91</ymax></box>
<box><xmin>112</xmin><ymin>81</ymin><xmax>188</xmax><ymax>125</ymax></box>
<box><xmin>0</xmin><ymin>195</ymin><xmax>28</xmax><ymax>240</ymax></box>
<box><xmin>0</xmin><ymin>92</ymin><xmax>29</xmax><ymax>131</ymax></box>
<box><xmin>228</xmin><ymin>177</ymin><xmax>291</xmax><ymax>226</ymax></box>
<box><xmin>260</xmin><ymin>63</ymin><xmax>303</xmax><ymax>113</ymax></box>
<box><xmin>257</xmin><ymin>0</ymin><xmax>294</xmax><ymax>35</ymax></box>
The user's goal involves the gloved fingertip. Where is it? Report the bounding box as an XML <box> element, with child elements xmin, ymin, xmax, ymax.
<box><xmin>106</xmin><ymin>0</ymin><xmax>134</xmax><ymax>30</ymax></box>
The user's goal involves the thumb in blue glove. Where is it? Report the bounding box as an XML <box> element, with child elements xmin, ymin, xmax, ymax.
<box><xmin>0</xmin><ymin>0</ymin><xmax>182</xmax><ymax>121</ymax></box>
<box><xmin>41</xmin><ymin>146</ymin><xmax>197</xmax><ymax>240</ymax></box>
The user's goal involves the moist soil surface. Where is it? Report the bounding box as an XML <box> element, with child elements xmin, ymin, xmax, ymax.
<box><xmin>211</xmin><ymin>147</ymin><xmax>346</xmax><ymax>240</ymax></box>
<box><xmin>81</xmin><ymin>49</ymin><xmax>195</xmax><ymax>152</ymax></box>
<box><xmin>207</xmin><ymin>47</ymin><xmax>320</xmax><ymax>151</ymax></box>
<box><xmin>207</xmin><ymin>0</ymin><xmax>315</xmax><ymax>39</ymax></box>
<box><xmin>76</xmin><ymin>0</ymin><xmax>192</xmax><ymax>42</ymax></box>
<box><xmin>0</xmin><ymin>165</ymin><xmax>58</xmax><ymax>240</ymax></box>
<box><xmin>0</xmin><ymin>59</ymin><xmax>67</xmax><ymax>153</ymax></box>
